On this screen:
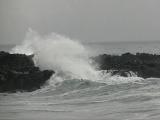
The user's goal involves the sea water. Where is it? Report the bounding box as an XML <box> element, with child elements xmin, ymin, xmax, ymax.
<box><xmin>1</xmin><ymin>31</ymin><xmax>160</xmax><ymax>120</ymax></box>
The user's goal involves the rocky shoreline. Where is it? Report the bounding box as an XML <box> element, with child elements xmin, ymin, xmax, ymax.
<box><xmin>0</xmin><ymin>51</ymin><xmax>54</xmax><ymax>92</ymax></box>
<box><xmin>1</xmin><ymin>51</ymin><xmax>160</xmax><ymax>92</ymax></box>
<box><xmin>93</xmin><ymin>52</ymin><xmax>160</xmax><ymax>78</ymax></box>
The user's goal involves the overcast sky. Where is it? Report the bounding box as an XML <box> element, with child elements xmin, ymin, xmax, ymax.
<box><xmin>0</xmin><ymin>0</ymin><xmax>160</xmax><ymax>44</ymax></box>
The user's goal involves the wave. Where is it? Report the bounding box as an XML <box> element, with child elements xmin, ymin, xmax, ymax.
<box><xmin>10</xmin><ymin>29</ymin><xmax>144</xmax><ymax>94</ymax></box>
<box><xmin>27</xmin><ymin>77</ymin><xmax>148</xmax><ymax>98</ymax></box>
<box><xmin>11</xmin><ymin>28</ymin><xmax>99</xmax><ymax>81</ymax></box>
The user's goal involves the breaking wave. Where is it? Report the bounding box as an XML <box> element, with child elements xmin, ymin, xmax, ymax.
<box><xmin>3</xmin><ymin>29</ymin><xmax>160</xmax><ymax>120</ymax></box>
<box><xmin>11</xmin><ymin>29</ymin><xmax>143</xmax><ymax>90</ymax></box>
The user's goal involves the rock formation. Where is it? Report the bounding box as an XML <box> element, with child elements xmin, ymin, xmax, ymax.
<box><xmin>0</xmin><ymin>51</ymin><xmax>54</xmax><ymax>92</ymax></box>
<box><xmin>93</xmin><ymin>53</ymin><xmax>160</xmax><ymax>78</ymax></box>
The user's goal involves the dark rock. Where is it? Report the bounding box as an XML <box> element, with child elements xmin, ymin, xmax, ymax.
<box><xmin>93</xmin><ymin>53</ymin><xmax>160</xmax><ymax>78</ymax></box>
<box><xmin>0</xmin><ymin>51</ymin><xmax>54</xmax><ymax>92</ymax></box>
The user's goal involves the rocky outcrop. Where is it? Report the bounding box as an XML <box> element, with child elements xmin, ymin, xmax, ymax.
<box><xmin>93</xmin><ymin>53</ymin><xmax>160</xmax><ymax>78</ymax></box>
<box><xmin>0</xmin><ymin>51</ymin><xmax>54</xmax><ymax>92</ymax></box>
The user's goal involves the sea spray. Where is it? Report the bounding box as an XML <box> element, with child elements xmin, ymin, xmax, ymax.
<box><xmin>11</xmin><ymin>29</ymin><xmax>143</xmax><ymax>86</ymax></box>
<box><xmin>11</xmin><ymin>29</ymin><xmax>99</xmax><ymax>81</ymax></box>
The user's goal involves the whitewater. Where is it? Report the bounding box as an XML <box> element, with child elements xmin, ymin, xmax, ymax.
<box><xmin>1</xmin><ymin>30</ymin><xmax>160</xmax><ymax>120</ymax></box>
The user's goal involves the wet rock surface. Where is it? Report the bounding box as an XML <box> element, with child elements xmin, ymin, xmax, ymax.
<box><xmin>0</xmin><ymin>51</ymin><xmax>54</xmax><ymax>92</ymax></box>
<box><xmin>93</xmin><ymin>53</ymin><xmax>160</xmax><ymax>78</ymax></box>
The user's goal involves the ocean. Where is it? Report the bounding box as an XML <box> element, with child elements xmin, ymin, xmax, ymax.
<box><xmin>1</xmin><ymin>41</ymin><xmax>160</xmax><ymax>55</ymax></box>
<box><xmin>0</xmin><ymin>44</ymin><xmax>15</xmax><ymax>52</ymax></box>
<box><xmin>86</xmin><ymin>41</ymin><xmax>160</xmax><ymax>55</ymax></box>
<box><xmin>1</xmin><ymin>41</ymin><xmax>160</xmax><ymax>120</ymax></box>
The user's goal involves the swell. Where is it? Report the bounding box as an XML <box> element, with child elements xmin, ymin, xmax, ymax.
<box><xmin>29</xmin><ymin>77</ymin><xmax>158</xmax><ymax>99</ymax></box>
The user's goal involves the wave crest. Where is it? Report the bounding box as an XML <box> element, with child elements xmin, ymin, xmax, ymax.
<box><xmin>11</xmin><ymin>28</ymin><xmax>99</xmax><ymax>81</ymax></box>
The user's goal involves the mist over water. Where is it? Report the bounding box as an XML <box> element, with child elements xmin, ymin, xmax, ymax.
<box><xmin>12</xmin><ymin>29</ymin><xmax>99</xmax><ymax>81</ymax></box>
<box><xmin>11</xmin><ymin>29</ymin><xmax>144</xmax><ymax>86</ymax></box>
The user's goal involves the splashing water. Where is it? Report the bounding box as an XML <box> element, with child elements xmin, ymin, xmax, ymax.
<box><xmin>4</xmin><ymin>30</ymin><xmax>158</xmax><ymax>120</ymax></box>
<box><xmin>11</xmin><ymin>29</ymin><xmax>99</xmax><ymax>81</ymax></box>
<box><xmin>11</xmin><ymin>29</ymin><xmax>143</xmax><ymax>86</ymax></box>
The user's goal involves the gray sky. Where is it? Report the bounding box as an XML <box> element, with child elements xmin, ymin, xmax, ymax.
<box><xmin>0</xmin><ymin>0</ymin><xmax>160</xmax><ymax>44</ymax></box>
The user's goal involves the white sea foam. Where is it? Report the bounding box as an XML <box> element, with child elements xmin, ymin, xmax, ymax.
<box><xmin>11</xmin><ymin>28</ymin><xmax>99</xmax><ymax>81</ymax></box>
<box><xmin>11</xmin><ymin>29</ymin><xmax>143</xmax><ymax>85</ymax></box>
<box><xmin>4</xmin><ymin>30</ymin><xmax>160</xmax><ymax>120</ymax></box>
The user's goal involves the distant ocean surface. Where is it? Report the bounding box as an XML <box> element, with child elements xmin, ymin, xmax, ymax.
<box><xmin>1</xmin><ymin>41</ymin><xmax>160</xmax><ymax>55</ymax></box>
<box><xmin>85</xmin><ymin>41</ymin><xmax>160</xmax><ymax>55</ymax></box>
<box><xmin>0</xmin><ymin>44</ymin><xmax>15</xmax><ymax>52</ymax></box>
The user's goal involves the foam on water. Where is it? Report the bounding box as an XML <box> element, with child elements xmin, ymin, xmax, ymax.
<box><xmin>11</xmin><ymin>29</ymin><xmax>143</xmax><ymax>87</ymax></box>
<box><xmin>3</xmin><ymin>29</ymin><xmax>160</xmax><ymax>120</ymax></box>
